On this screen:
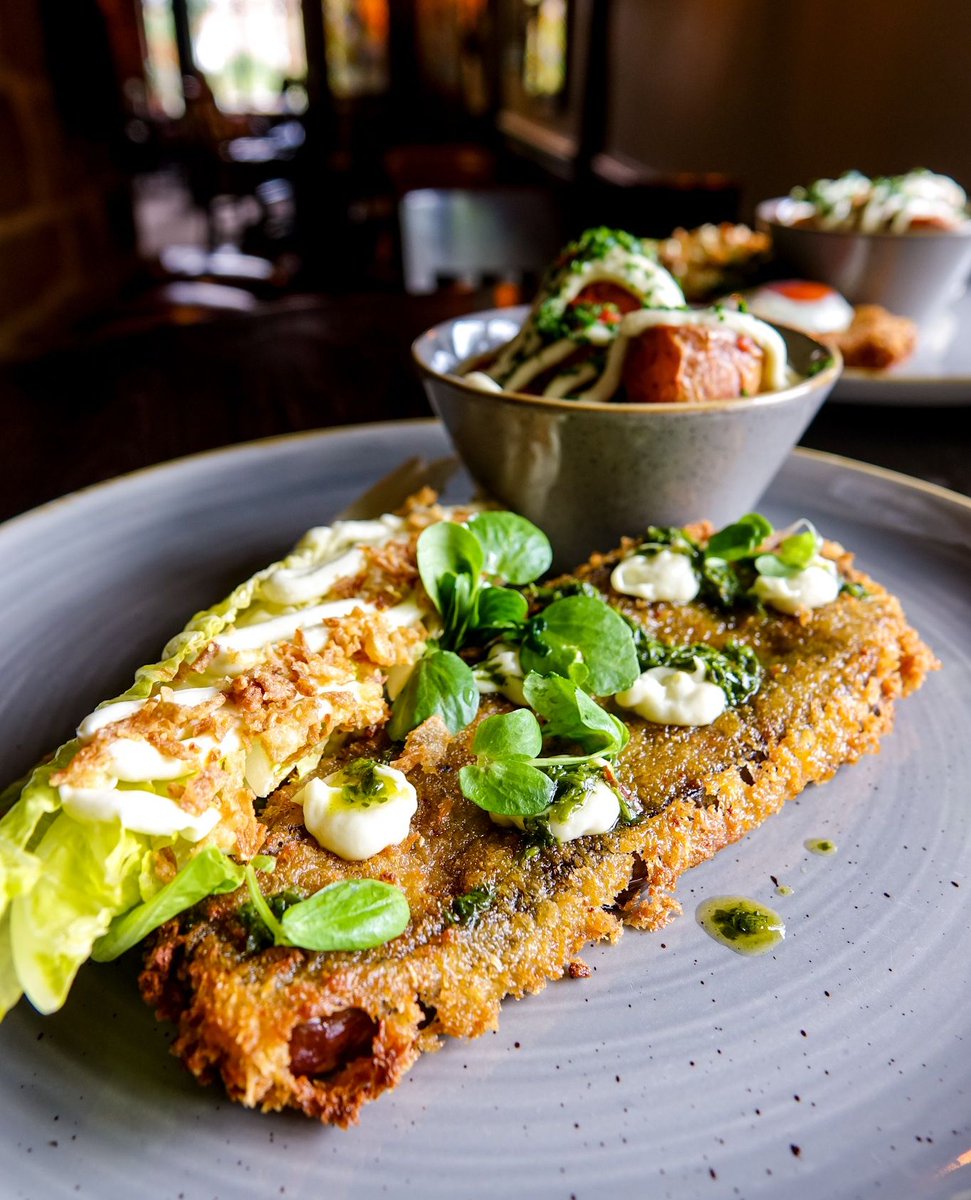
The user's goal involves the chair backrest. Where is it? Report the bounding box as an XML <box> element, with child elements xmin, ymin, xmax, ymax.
<box><xmin>399</xmin><ymin>187</ymin><xmax>564</xmax><ymax>295</ymax></box>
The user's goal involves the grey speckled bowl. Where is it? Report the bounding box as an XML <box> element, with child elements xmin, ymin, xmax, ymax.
<box><xmin>757</xmin><ymin>197</ymin><xmax>971</xmax><ymax>328</ymax></box>
<box><xmin>413</xmin><ymin>306</ymin><xmax>841</xmax><ymax>568</ymax></box>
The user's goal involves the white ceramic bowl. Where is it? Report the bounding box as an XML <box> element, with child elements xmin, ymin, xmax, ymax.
<box><xmin>756</xmin><ymin>197</ymin><xmax>971</xmax><ymax>328</ymax></box>
<box><xmin>413</xmin><ymin>306</ymin><xmax>842</xmax><ymax>568</ymax></box>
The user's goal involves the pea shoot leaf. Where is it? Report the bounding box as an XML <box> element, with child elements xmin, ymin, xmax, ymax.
<box><xmin>458</xmin><ymin>759</ymin><xmax>556</xmax><ymax>817</ymax></box>
<box><xmin>278</xmin><ymin>878</ymin><xmax>410</xmax><ymax>952</ymax></box>
<box><xmin>475</xmin><ymin>586</ymin><xmax>529</xmax><ymax>635</ymax></box>
<box><xmin>472</xmin><ymin>707</ymin><xmax>544</xmax><ymax>761</ymax></box>
<box><xmin>523</xmin><ymin>672</ymin><xmax>628</xmax><ymax>755</ymax></box>
<box><xmin>388</xmin><ymin>644</ymin><xmax>479</xmax><ymax>740</ymax></box>
<box><xmin>417</xmin><ymin>521</ymin><xmax>484</xmax><ymax>614</ymax></box>
<box><xmin>705</xmin><ymin>513</ymin><xmax>774</xmax><ymax>562</ymax></box>
<box><xmin>520</xmin><ymin>595</ymin><xmax>639</xmax><ymax>696</ymax></box>
<box><xmin>466</xmin><ymin>511</ymin><xmax>552</xmax><ymax>584</ymax></box>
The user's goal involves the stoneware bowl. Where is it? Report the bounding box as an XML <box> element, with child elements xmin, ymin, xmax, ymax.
<box><xmin>413</xmin><ymin>306</ymin><xmax>841</xmax><ymax>569</ymax></box>
<box><xmin>756</xmin><ymin>197</ymin><xmax>971</xmax><ymax>329</ymax></box>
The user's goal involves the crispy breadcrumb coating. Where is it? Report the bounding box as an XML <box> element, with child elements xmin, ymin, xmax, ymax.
<box><xmin>140</xmin><ymin>534</ymin><xmax>935</xmax><ymax>1126</ymax></box>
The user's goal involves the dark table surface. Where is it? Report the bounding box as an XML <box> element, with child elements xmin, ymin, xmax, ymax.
<box><xmin>1</xmin><ymin>290</ymin><xmax>969</xmax><ymax>527</ymax></box>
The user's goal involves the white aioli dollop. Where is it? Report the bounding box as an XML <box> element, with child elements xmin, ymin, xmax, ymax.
<box><xmin>615</xmin><ymin>661</ymin><xmax>727</xmax><ymax>726</ymax></box>
<box><xmin>214</xmin><ymin>597</ymin><xmax>376</xmax><ymax>654</ymax></box>
<box><xmin>610</xmin><ymin>550</ymin><xmax>700</xmax><ymax>603</ymax></box>
<box><xmin>490</xmin><ymin>778</ymin><xmax>620</xmax><ymax>843</ymax></box>
<box><xmin>77</xmin><ymin>687</ymin><xmax>221</xmax><ymax>741</ymax></box>
<box><xmin>753</xmin><ymin>557</ymin><xmax>840</xmax><ymax>614</ymax></box>
<box><xmin>103</xmin><ymin>739</ymin><xmax>191</xmax><ymax>782</ymax></box>
<box><xmin>548</xmin><ymin>779</ymin><xmax>620</xmax><ymax>842</ymax></box>
<box><xmin>296</xmin><ymin>764</ymin><xmax>418</xmax><ymax>861</ymax></box>
<box><xmin>262</xmin><ymin>516</ymin><xmax>404</xmax><ymax>605</ymax></box>
<box><xmin>58</xmin><ymin>785</ymin><xmax>221</xmax><ymax>841</ymax></box>
<box><xmin>474</xmin><ymin>642</ymin><xmax>527</xmax><ymax>707</ymax></box>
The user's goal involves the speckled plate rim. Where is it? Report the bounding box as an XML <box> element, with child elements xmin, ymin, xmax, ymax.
<box><xmin>1</xmin><ymin>421</ymin><xmax>970</xmax><ymax>1200</ymax></box>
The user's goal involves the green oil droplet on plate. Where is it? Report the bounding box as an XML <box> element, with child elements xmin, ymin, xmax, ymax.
<box><xmin>696</xmin><ymin>896</ymin><xmax>785</xmax><ymax>956</ymax></box>
<box><xmin>805</xmin><ymin>838</ymin><xmax>837</xmax><ymax>856</ymax></box>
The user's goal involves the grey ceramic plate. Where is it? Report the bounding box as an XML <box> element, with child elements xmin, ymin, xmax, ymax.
<box><xmin>833</xmin><ymin>289</ymin><xmax>971</xmax><ymax>405</ymax></box>
<box><xmin>2</xmin><ymin>422</ymin><xmax>969</xmax><ymax>1200</ymax></box>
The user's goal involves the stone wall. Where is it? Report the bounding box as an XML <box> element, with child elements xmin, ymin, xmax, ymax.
<box><xmin>0</xmin><ymin>0</ymin><xmax>136</xmax><ymax>360</ymax></box>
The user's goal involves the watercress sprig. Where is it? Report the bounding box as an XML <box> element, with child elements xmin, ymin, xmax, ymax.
<box><xmin>387</xmin><ymin>642</ymin><xmax>479</xmax><ymax>742</ymax></box>
<box><xmin>519</xmin><ymin>594</ymin><xmax>640</xmax><ymax>695</ymax></box>
<box><xmin>639</xmin><ymin>514</ymin><xmax>831</xmax><ymax>608</ymax></box>
<box><xmin>93</xmin><ymin>848</ymin><xmax>411</xmax><ymax>960</ymax></box>
<box><xmin>244</xmin><ymin>871</ymin><xmax>410</xmax><ymax>952</ymax></box>
<box><xmin>458</xmin><ymin>673</ymin><xmax>627</xmax><ymax>818</ymax></box>
<box><xmin>416</xmin><ymin>512</ymin><xmax>552</xmax><ymax>651</ymax></box>
<box><xmin>391</xmin><ymin>513</ymin><xmax>553</xmax><ymax>739</ymax></box>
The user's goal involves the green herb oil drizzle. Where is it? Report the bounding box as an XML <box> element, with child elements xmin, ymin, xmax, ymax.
<box><xmin>696</xmin><ymin>896</ymin><xmax>785</xmax><ymax>956</ymax></box>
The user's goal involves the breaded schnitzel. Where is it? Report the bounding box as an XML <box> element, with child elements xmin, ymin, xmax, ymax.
<box><xmin>141</xmin><ymin>530</ymin><xmax>934</xmax><ymax>1125</ymax></box>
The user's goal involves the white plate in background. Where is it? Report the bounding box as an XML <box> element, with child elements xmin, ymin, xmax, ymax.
<box><xmin>832</xmin><ymin>290</ymin><xmax>971</xmax><ymax>404</ymax></box>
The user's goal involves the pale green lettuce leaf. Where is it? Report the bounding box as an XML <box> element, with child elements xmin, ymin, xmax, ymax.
<box><xmin>9</xmin><ymin>814</ymin><xmax>148</xmax><ymax>1014</ymax></box>
<box><xmin>0</xmin><ymin>743</ymin><xmax>80</xmax><ymax>925</ymax></box>
<box><xmin>93</xmin><ymin>845</ymin><xmax>250</xmax><ymax>962</ymax></box>
<box><xmin>0</xmin><ymin>914</ymin><xmax>23</xmax><ymax>1020</ymax></box>
<box><xmin>122</xmin><ymin>535</ymin><xmax>324</xmax><ymax>701</ymax></box>
<box><xmin>0</xmin><ymin>742</ymin><xmax>79</xmax><ymax>851</ymax></box>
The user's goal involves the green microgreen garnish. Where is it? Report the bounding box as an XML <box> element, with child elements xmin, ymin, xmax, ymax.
<box><xmin>638</xmin><ymin>514</ymin><xmax>833</xmax><ymax>609</ymax></box>
<box><xmin>467</xmin><ymin>511</ymin><xmax>554</xmax><ymax>584</ymax></box>
<box><xmin>416</xmin><ymin>513</ymin><xmax>551</xmax><ymax>652</ymax></box>
<box><xmin>519</xmin><ymin>594</ymin><xmax>640</xmax><ymax>696</ymax></box>
<box><xmin>704</xmin><ymin>513</ymin><xmax>775</xmax><ymax>562</ymax></box>
<box><xmin>390</xmin><ymin>514</ymin><xmax>551</xmax><ymax>739</ymax></box>
<box><xmin>388</xmin><ymin>643</ymin><xmax>479</xmax><ymax>741</ymax></box>
<box><xmin>458</xmin><ymin>673</ymin><xmax>627</xmax><ymax>818</ymax></box>
<box><xmin>523</xmin><ymin>671</ymin><xmax>629</xmax><ymax>756</ymax></box>
<box><xmin>244</xmin><ymin>870</ymin><xmax>410</xmax><ymax>952</ymax></box>
<box><xmin>752</xmin><ymin>522</ymin><xmax>821</xmax><ymax>579</ymax></box>
<box><xmin>94</xmin><ymin>847</ymin><xmax>410</xmax><ymax>960</ymax></box>
<box><xmin>391</xmin><ymin>513</ymin><xmax>642</xmax><ymax>739</ymax></box>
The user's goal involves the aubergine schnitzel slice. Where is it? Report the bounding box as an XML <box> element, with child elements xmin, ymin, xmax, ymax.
<box><xmin>140</xmin><ymin>524</ymin><xmax>935</xmax><ymax>1126</ymax></box>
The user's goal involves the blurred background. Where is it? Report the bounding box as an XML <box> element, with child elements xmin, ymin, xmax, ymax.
<box><xmin>1</xmin><ymin>0</ymin><xmax>968</xmax><ymax>519</ymax></box>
